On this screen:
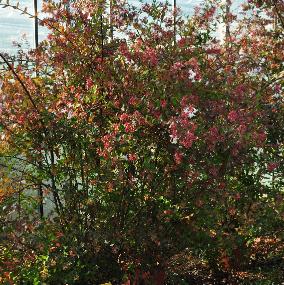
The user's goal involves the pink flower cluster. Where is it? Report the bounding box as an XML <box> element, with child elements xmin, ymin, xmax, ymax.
<box><xmin>267</xmin><ymin>162</ymin><xmax>278</xmax><ymax>172</ymax></box>
<box><xmin>86</xmin><ymin>77</ymin><xmax>94</xmax><ymax>90</ymax></box>
<box><xmin>169</xmin><ymin>117</ymin><xmax>197</xmax><ymax>149</ymax></box>
<box><xmin>119</xmin><ymin>42</ymin><xmax>131</xmax><ymax>62</ymax></box>
<box><xmin>206</xmin><ymin>126</ymin><xmax>224</xmax><ymax>151</ymax></box>
<box><xmin>171</xmin><ymin>58</ymin><xmax>201</xmax><ymax>81</ymax></box>
<box><xmin>142</xmin><ymin>47</ymin><xmax>158</xmax><ymax>66</ymax></box>
<box><xmin>180</xmin><ymin>131</ymin><xmax>196</xmax><ymax>148</ymax></box>
<box><xmin>228</xmin><ymin>110</ymin><xmax>238</xmax><ymax>122</ymax></box>
<box><xmin>174</xmin><ymin>151</ymin><xmax>183</xmax><ymax>165</ymax></box>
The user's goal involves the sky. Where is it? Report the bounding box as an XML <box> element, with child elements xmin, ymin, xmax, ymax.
<box><xmin>0</xmin><ymin>0</ymin><xmax>204</xmax><ymax>54</ymax></box>
<box><xmin>0</xmin><ymin>0</ymin><xmax>37</xmax><ymax>53</ymax></box>
<box><xmin>0</xmin><ymin>0</ymin><xmax>243</xmax><ymax>54</ymax></box>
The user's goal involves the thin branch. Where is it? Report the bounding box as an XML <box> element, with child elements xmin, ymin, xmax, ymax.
<box><xmin>0</xmin><ymin>53</ymin><xmax>40</xmax><ymax>114</ymax></box>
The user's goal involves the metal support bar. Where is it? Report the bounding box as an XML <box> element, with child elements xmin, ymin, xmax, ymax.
<box><xmin>34</xmin><ymin>0</ymin><xmax>39</xmax><ymax>49</ymax></box>
<box><xmin>173</xmin><ymin>0</ymin><xmax>176</xmax><ymax>43</ymax></box>
<box><xmin>110</xmin><ymin>0</ymin><xmax>114</xmax><ymax>40</ymax></box>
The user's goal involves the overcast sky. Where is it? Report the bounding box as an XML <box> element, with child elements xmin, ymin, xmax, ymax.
<box><xmin>0</xmin><ymin>0</ymin><xmax>243</xmax><ymax>54</ymax></box>
<box><xmin>0</xmin><ymin>0</ymin><xmax>208</xmax><ymax>53</ymax></box>
<box><xmin>0</xmin><ymin>0</ymin><xmax>50</xmax><ymax>53</ymax></box>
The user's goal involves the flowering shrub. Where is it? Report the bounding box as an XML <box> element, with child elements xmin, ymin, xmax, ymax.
<box><xmin>0</xmin><ymin>0</ymin><xmax>283</xmax><ymax>284</ymax></box>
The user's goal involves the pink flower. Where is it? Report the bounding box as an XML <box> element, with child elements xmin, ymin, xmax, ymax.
<box><xmin>187</xmin><ymin>57</ymin><xmax>199</xmax><ymax>68</ymax></box>
<box><xmin>129</xmin><ymin>96</ymin><xmax>138</xmax><ymax>106</ymax></box>
<box><xmin>267</xmin><ymin>162</ymin><xmax>278</xmax><ymax>172</ymax></box>
<box><xmin>142</xmin><ymin>3</ymin><xmax>151</xmax><ymax>13</ymax></box>
<box><xmin>134</xmin><ymin>38</ymin><xmax>143</xmax><ymax>50</ymax></box>
<box><xmin>194</xmin><ymin>72</ymin><xmax>201</xmax><ymax>81</ymax></box>
<box><xmin>128</xmin><ymin>153</ymin><xmax>137</xmax><ymax>161</ymax></box>
<box><xmin>178</xmin><ymin>37</ymin><xmax>187</xmax><ymax>47</ymax></box>
<box><xmin>181</xmin><ymin>96</ymin><xmax>189</xmax><ymax>108</ymax></box>
<box><xmin>206</xmin><ymin>48</ymin><xmax>221</xmax><ymax>54</ymax></box>
<box><xmin>161</xmin><ymin>99</ymin><xmax>167</xmax><ymax>108</ymax></box>
<box><xmin>209</xmin><ymin>126</ymin><xmax>219</xmax><ymax>137</ymax></box>
<box><xmin>172</xmin><ymin>61</ymin><xmax>184</xmax><ymax>71</ymax></box>
<box><xmin>102</xmin><ymin>139</ymin><xmax>111</xmax><ymax>149</ymax></box>
<box><xmin>181</xmin><ymin>105</ymin><xmax>196</xmax><ymax>119</ymax></box>
<box><xmin>207</xmin><ymin>126</ymin><xmax>219</xmax><ymax>149</ymax></box>
<box><xmin>219</xmin><ymin>182</ymin><xmax>226</xmax><ymax>189</ymax></box>
<box><xmin>275</xmin><ymin>84</ymin><xmax>281</xmax><ymax>93</ymax></box>
<box><xmin>113</xmin><ymin>123</ymin><xmax>120</xmax><ymax>132</ymax></box>
<box><xmin>257</xmin><ymin>132</ymin><xmax>267</xmax><ymax>144</ymax></box>
<box><xmin>17</xmin><ymin>115</ymin><xmax>25</xmax><ymax>124</ymax></box>
<box><xmin>169</xmin><ymin>122</ymin><xmax>178</xmax><ymax>138</ymax></box>
<box><xmin>114</xmin><ymin>100</ymin><xmax>120</xmax><ymax>108</ymax></box>
<box><xmin>124</xmin><ymin>122</ymin><xmax>135</xmax><ymax>133</ymax></box>
<box><xmin>237</xmin><ymin>124</ymin><xmax>247</xmax><ymax>135</ymax></box>
<box><xmin>120</xmin><ymin>113</ymin><xmax>129</xmax><ymax>122</ymax></box>
<box><xmin>180</xmin><ymin>131</ymin><xmax>196</xmax><ymax>148</ymax></box>
<box><xmin>174</xmin><ymin>151</ymin><xmax>183</xmax><ymax>165</ymax></box>
<box><xmin>86</xmin><ymin>77</ymin><xmax>93</xmax><ymax>90</ymax></box>
<box><xmin>70</xmin><ymin>85</ymin><xmax>75</xmax><ymax>93</ymax></box>
<box><xmin>231</xmin><ymin>148</ymin><xmax>239</xmax><ymax>156</ymax></box>
<box><xmin>153</xmin><ymin>111</ymin><xmax>161</xmax><ymax>119</ymax></box>
<box><xmin>119</xmin><ymin>42</ymin><xmax>130</xmax><ymax>56</ymax></box>
<box><xmin>209</xmin><ymin>167</ymin><xmax>218</xmax><ymax>177</ymax></box>
<box><xmin>143</xmin><ymin>48</ymin><xmax>158</xmax><ymax>66</ymax></box>
<box><xmin>228</xmin><ymin>110</ymin><xmax>238</xmax><ymax>122</ymax></box>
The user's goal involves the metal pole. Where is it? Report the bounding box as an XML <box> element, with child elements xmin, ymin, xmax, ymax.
<box><xmin>34</xmin><ymin>0</ymin><xmax>44</xmax><ymax>219</ymax></box>
<box><xmin>110</xmin><ymin>0</ymin><xmax>114</xmax><ymax>40</ymax></box>
<box><xmin>173</xmin><ymin>0</ymin><xmax>176</xmax><ymax>43</ymax></box>
<box><xmin>38</xmin><ymin>167</ymin><xmax>44</xmax><ymax>218</ymax></box>
<box><xmin>225</xmin><ymin>0</ymin><xmax>231</xmax><ymax>41</ymax></box>
<box><xmin>34</xmin><ymin>0</ymin><xmax>39</xmax><ymax>49</ymax></box>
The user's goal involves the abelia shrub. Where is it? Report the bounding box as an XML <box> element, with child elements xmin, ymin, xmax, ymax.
<box><xmin>0</xmin><ymin>0</ymin><xmax>283</xmax><ymax>283</ymax></box>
